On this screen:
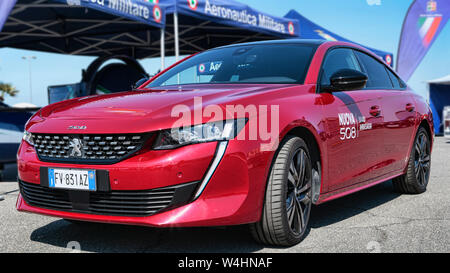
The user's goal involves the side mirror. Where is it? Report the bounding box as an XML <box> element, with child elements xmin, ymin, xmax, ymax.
<box><xmin>323</xmin><ymin>69</ymin><xmax>368</xmax><ymax>92</ymax></box>
<box><xmin>133</xmin><ymin>77</ymin><xmax>149</xmax><ymax>89</ymax></box>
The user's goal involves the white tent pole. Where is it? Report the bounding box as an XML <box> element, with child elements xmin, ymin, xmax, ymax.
<box><xmin>160</xmin><ymin>28</ymin><xmax>165</xmax><ymax>71</ymax></box>
<box><xmin>174</xmin><ymin>11</ymin><xmax>179</xmax><ymax>62</ymax></box>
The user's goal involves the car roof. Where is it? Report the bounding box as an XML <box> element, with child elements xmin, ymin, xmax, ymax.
<box><xmin>214</xmin><ymin>39</ymin><xmax>328</xmax><ymax>50</ymax></box>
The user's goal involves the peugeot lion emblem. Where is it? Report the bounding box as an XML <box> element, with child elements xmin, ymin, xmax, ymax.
<box><xmin>69</xmin><ymin>138</ymin><xmax>84</xmax><ymax>157</ymax></box>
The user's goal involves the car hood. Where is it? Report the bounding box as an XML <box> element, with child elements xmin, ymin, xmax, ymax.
<box><xmin>29</xmin><ymin>84</ymin><xmax>298</xmax><ymax>134</ymax></box>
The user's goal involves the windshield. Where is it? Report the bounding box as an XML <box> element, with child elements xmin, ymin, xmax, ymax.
<box><xmin>147</xmin><ymin>44</ymin><xmax>317</xmax><ymax>88</ymax></box>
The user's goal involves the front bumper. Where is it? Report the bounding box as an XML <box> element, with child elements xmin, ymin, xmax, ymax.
<box><xmin>16</xmin><ymin>138</ymin><xmax>272</xmax><ymax>227</ymax></box>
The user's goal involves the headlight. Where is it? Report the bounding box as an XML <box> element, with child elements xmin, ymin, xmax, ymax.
<box><xmin>153</xmin><ymin>119</ymin><xmax>247</xmax><ymax>150</ymax></box>
<box><xmin>23</xmin><ymin>131</ymin><xmax>34</xmax><ymax>146</ymax></box>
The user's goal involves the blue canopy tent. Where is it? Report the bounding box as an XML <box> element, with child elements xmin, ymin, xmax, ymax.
<box><xmin>428</xmin><ymin>75</ymin><xmax>450</xmax><ymax>135</ymax></box>
<box><xmin>1</xmin><ymin>0</ymin><xmax>300</xmax><ymax>70</ymax></box>
<box><xmin>0</xmin><ymin>0</ymin><xmax>168</xmax><ymax>67</ymax></box>
<box><xmin>157</xmin><ymin>0</ymin><xmax>300</xmax><ymax>63</ymax></box>
<box><xmin>284</xmin><ymin>9</ymin><xmax>394</xmax><ymax>67</ymax></box>
<box><xmin>1</xmin><ymin>1</ymin><xmax>391</xmax><ymax>70</ymax></box>
<box><xmin>0</xmin><ymin>0</ymin><xmax>16</xmax><ymax>30</ymax></box>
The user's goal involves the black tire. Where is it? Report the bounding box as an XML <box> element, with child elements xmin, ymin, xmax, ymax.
<box><xmin>393</xmin><ymin>127</ymin><xmax>431</xmax><ymax>194</ymax></box>
<box><xmin>250</xmin><ymin>135</ymin><xmax>312</xmax><ymax>246</ymax></box>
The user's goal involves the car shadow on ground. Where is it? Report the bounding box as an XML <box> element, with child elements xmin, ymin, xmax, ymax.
<box><xmin>310</xmin><ymin>181</ymin><xmax>400</xmax><ymax>229</ymax></box>
<box><xmin>30</xmin><ymin>221</ymin><xmax>260</xmax><ymax>253</ymax></box>
<box><xmin>29</xmin><ymin>181</ymin><xmax>400</xmax><ymax>253</ymax></box>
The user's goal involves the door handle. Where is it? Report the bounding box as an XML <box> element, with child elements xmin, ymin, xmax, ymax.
<box><xmin>369</xmin><ymin>105</ymin><xmax>381</xmax><ymax>117</ymax></box>
<box><xmin>406</xmin><ymin>103</ymin><xmax>415</xmax><ymax>112</ymax></box>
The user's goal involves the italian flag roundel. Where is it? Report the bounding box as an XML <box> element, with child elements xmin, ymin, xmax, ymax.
<box><xmin>385</xmin><ymin>55</ymin><xmax>392</xmax><ymax>66</ymax></box>
<box><xmin>147</xmin><ymin>0</ymin><xmax>159</xmax><ymax>3</ymax></box>
<box><xmin>153</xmin><ymin>6</ymin><xmax>162</xmax><ymax>23</ymax></box>
<box><xmin>198</xmin><ymin>63</ymin><xmax>206</xmax><ymax>73</ymax></box>
<box><xmin>188</xmin><ymin>0</ymin><xmax>198</xmax><ymax>10</ymax></box>
<box><xmin>288</xmin><ymin>22</ymin><xmax>295</xmax><ymax>35</ymax></box>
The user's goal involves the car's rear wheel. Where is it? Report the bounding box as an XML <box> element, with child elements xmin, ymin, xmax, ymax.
<box><xmin>250</xmin><ymin>135</ymin><xmax>312</xmax><ymax>246</ymax></box>
<box><xmin>393</xmin><ymin>127</ymin><xmax>431</xmax><ymax>194</ymax></box>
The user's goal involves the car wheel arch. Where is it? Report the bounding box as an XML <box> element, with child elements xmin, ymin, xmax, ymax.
<box><xmin>402</xmin><ymin>118</ymin><xmax>433</xmax><ymax>175</ymax></box>
<box><xmin>419</xmin><ymin>119</ymin><xmax>433</xmax><ymax>149</ymax></box>
<box><xmin>260</xmin><ymin>123</ymin><xmax>325</xmax><ymax>204</ymax></box>
<box><xmin>281</xmin><ymin>126</ymin><xmax>322</xmax><ymax>169</ymax></box>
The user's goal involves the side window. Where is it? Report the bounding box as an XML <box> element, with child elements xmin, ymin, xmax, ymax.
<box><xmin>353</xmin><ymin>50</ymin><xmax>393</xmax><ymax>89</ymax></box>
<box><xmin>386</xmin><ymin>68</ymin><xmax>405</xmax><ymax>89</ymax></box>
<box><xmin>320</xmin><ymin>48</ymin><xmax>361</xmax><ymax>86</ymax></box>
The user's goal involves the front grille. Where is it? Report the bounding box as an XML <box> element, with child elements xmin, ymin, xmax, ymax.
<box><xmin>20</xmin><ymin>180</ymin><xmax>72</xmax><ymax>210</ymax></box>
<box><xmin>33</xmin><ymin>133</ymin><xmax>150</xmax><ymax>164</ymax></box>
<box><xmin>19</xmin><ymin>180</ymin><xmax>199</xmax><ymax>217</ymax></box>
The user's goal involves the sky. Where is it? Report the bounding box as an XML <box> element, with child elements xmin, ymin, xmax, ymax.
<box><xmin>1</xmin><ymin>0</ymin><xmax>449</xmax><ymax>107</ymax></box>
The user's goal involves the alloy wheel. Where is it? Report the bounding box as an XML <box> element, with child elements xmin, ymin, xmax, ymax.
<box><xmin>414</xmin><ymin>131</ymin><xmax>431</xmax><ymax>186</ymax></box>
<box><xmin>286</xmin><ymin>148</ymin><xmax>312</xmax><ymax>235</ymax></box>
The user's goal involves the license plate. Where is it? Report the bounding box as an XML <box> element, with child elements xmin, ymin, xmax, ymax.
<box><xmin>48</xmin><ymin>168</ymin><xmax>96</xmax><ymax>191</ymax></box>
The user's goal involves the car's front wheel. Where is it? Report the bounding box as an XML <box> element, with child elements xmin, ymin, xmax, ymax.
<box><xmin>250</xmin><ymin>135</ymin><xmax>312</xmax><ymax>246</ymax></box>
<box><xmin>393</xmin><ymin>127</ymin><xmax>431</xmax><ymax>194</ymax></box>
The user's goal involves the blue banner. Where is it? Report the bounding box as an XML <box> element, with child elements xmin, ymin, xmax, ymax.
<box><xmin>396</xmin><ymin>0</ymin><xmax>450</xmax><ymax>81</ymax></box>
<box><xmin>160</xmin><ymin>0</ymin><xmax>299</xmax><ymax>37</ymax></box>
<box><xmin>57</xmin><ymin>0</ymin><xmax>166</xmax><ymax>27</ymax></box>
<box><xmin>0</xmin><ymin>0</ymin><xmax>16</xmax><ymax>32</ymax></box>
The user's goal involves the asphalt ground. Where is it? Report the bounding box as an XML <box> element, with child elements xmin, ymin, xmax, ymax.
<box><xmin>0</xmin><ymin>137</ymin><xmax>449</xmax><ymax>253</ymax></box>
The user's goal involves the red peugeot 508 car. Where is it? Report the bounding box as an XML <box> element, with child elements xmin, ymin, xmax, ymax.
<box><xmin>17</xmin><ymin>40</ymin><xmax>433</xmax><ymax>246</ymax></box>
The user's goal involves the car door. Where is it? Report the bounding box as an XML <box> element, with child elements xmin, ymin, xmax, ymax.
<box><xmin>353</xmin><ymin>51</ymin><xmax>417</xmax><ymax>176</ymax></box>
<box><xmin>356</xmin><ymin>53</ymin><xmax>417</xmax><ymax>175</ymax></box>
<box><xmin>381</xmin><ymin>76</ymin><xmax>417</xmax><ymax>174</ymax></box>
<box><xmin>318</xmin><ymin>48</ymin><xmax>385</xmax><ymax>192</ymax></box>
